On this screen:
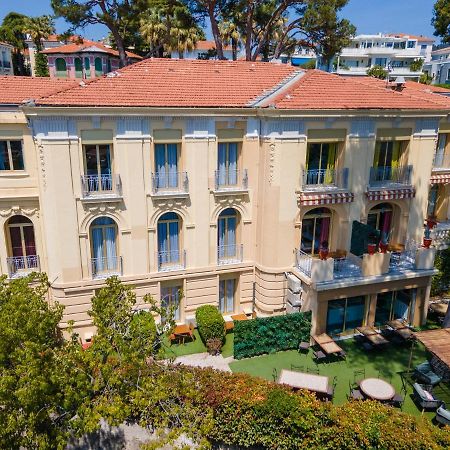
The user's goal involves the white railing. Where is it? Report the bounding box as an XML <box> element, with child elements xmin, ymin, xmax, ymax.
<box><xmin>6</xmin><ymin>255</ymin><xmax>40</xmax><ymax>278</ymax></box>
<box><xmin>218</xmin><ymin>244</ymin><xmax>243</xmax><ymax>265</ymax></box>
<box><xmin>389</xmin><ymin>240</ymin><xmax>418</xmax><ymax>272</ymax></box>
<box><xmin>151</xmin><ymin>171</ymin><xmax>189</xmax><ymax>194</ymax></box>
<box><xmin>91</xmin><ymin>256</ymin><xmax>122</xmax><ymax>278</ymax></box>
<box><xmin>157</xmin><ymin>249</ymin><xmax>186</xmax><ymax>271</ymax></box>
<box><xmin>295</xmin><ymin>249</ymin><xmax>312</xmax><ymax>277</ymax></box>
<box><xmin>214</xmin><ymin>169</ymin><xmax>248</xmax><ymax>191</ymax></box>
<box><xmin>432</xmin><ymin>222</ymin><xmax>450</xmax><ymax>249</ymax></box>
<box><xmin>81</xmin><ymin>174</ymin><xmax>122</xmax><ymax>198</ymax></box>
<box><xmin>301</xmin><ymin>168</ymin><xmax>349</xmax><ymax>190</ymax></box>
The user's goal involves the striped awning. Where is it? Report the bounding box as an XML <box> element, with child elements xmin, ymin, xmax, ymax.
<box><xmin>298</xmin><ymin>191</ymin><xmax>354</xmax><ymax>206</ymax></box>
<box><xmin>366</xmin><ymin>187</ymin><xmax>415</xmax><ymax>201</ymax></box>
<box><xmin>430</xmin><ymin>173</ymin><xmax>450</xmax><ymax>184</ymax></box>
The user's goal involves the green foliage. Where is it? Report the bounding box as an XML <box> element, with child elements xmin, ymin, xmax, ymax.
<box><xmin>195</xmin><ymin>305</ymin><xmax>225</xmax><ymax>344</ymax></box>
<box><xmin>299</xmin><ymin>59</ymin><xmax>317</xmax><ymax>69</ymax></box>
<box><xmin>431</xmin><ymin>248</ymin><xmax>450</xmax><ymax>296</ymax></box>
<box><xmin>433</xmin><ymin>0</ymin><xmax>450</xmax><ymax>43</ymax></box>
<box><xmin>367</xmin><ymin>65</ymin><xmax>388</xmax><ymax>79</ymax></box>
<box><xmin>35</xmin><ymin>52</ymin><xmax>49</xmax><ymax>77</ymax></box>
<box><xmin>233</xmin><ymin>312</ymin><xmax>311</xmax><ymax>359</ymax></box>
<box><xmin>420</xmin><ymin>72</ymin><xmax>433</xmax><ymax>84</ymax></box>
<box><xmin>410</xmin><ymin>58</ymin><xmax>424</xmax><ymax>72</ymax></box>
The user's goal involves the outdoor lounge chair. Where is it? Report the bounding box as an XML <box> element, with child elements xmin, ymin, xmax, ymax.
<box><xmin>414</xmin><ymin>361</ymin><xmax>442</xmax><ymax>386</ymax></box>
<box><xmin>436</xmin><ymin>405</ymin><xmax>450</xmax><ymax>426</ymax></box>
<box><xmin>412</xmin><ymin>383</ymin><xmax>443</xmax><ymax>410</ymax></box>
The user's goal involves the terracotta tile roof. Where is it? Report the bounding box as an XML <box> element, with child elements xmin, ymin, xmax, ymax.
<box><xmin>0</xmin><ymin>76</ymin><xmax>78</xmax><ymax>105</ymax></box>
<box><xmin>386</xmin><ymin>33</ymin><xmax>434</xmax><ymax>43</ymax></box>
<box><xmin>37</xmin><ymin>58</ymin><xmax>300</xmax><ymax>107</ymax></box>
<box><xmin>41</xmin><ymin>38</ymin><xmax>142</xmax><ymax>60</ymax></box>
<box><xmin>272</xmin><ymin>70</ymin><xmax>450</xmax><ymax>110</ymax></box>
<box><xmin>195</xmin><ymin>40</ymin><xmax>232</xmax><ymax>51</ymax></box>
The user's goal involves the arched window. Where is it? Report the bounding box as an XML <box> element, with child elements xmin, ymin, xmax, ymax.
<box><xmin>94</xmin><ymin>57</ymin><xmax>103</xmax><ymax>77</ymax></box>
<box><xmin>6</xmin><ymin>215</ymin><xmax>38</xmax><ymax>274</ymax></box>
<box><xmin>367</xmin><ymin>203</ymin><xmax>393</xmax><ymax>242</ymax></box>
<box><xmin>301</xmin><ymin>208</ymin><xmax>331</xmax><ymax>255</ymax></box>
<box><xmin>55</xmin><ymin>58</ymin><xmax>67</xmax><ymax>78</ymax></box>
<box><xmin>90</xmin><ymin>217</ymin><xmax>118</xmax><ymax>276</ymax></box>
<box><xmin>157</xmin><ymin>212</ymin><xmax>181</xmax><ymax>268</ymax></box>
<box><xmin>74</xmin><ymin>57</ymin><xmax>83</xmax><ymax>78</ymax></box>
<box><xmin>218</xmin><ymin>208</ymin><xmax>239</xmax><ymax>262</ymax></box>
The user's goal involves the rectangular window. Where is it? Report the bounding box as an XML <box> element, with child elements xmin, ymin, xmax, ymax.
<box><xmin>219</xmin><ymin>278</ymin><xmax>235</xmax><ymax>314</ymax></box>
<box><xmin>373</xmin><ymin>141</ymin><xmax>404</xmax><ymax>182</ymax></box>
<box><xmin>374</xmin><ymin>289</ymin><xmax>414</xmax><ymax>325</ymax></box>
<box><xmin>155</xmin><ymin>143</ymin><xmax>179</xmax><ymax>188</ymax></box>
<box><xmin>217</xmin><ymin>142</ymin><xmax>238</xmax><ymax>186</ymax></box>
<box><xmin>305</xmin><ymin>142</ymin><xmax>337</xmax><ymax>185</ymax></box>
<box><xmin>0</xmin><ymin>140</ymin><xmax>24</xmax><ymax>171</ymax></box>
<box><xmin>326</xmin><ymin>296</ymin><xmax>366</xmax><ymax>335</ymax></box>
<box><xmin>161</xmin><ymin>285</ymin><xmax>181</xmax><ymax>321</ymax></box>
<box><xmin>407</xmin><ymin>41</ymin><xmax>416</xmax><ymax>48</ymax></box>
<box><xmin>83</xmin><ymin>144</ymin><xmax>112</xmax><ymax>191</ymax></box>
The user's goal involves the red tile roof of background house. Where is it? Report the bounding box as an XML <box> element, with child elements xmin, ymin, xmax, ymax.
<box><xmin>386</xmin><ymin>33</ymin><xmax>434</xmax><ymax>43</ymax></box>
<box><xmin>41</xmin><ymin>38</ymin><xmax>142</xmax><ymax>60</ymax></box>
<box><xmin>37</xmin><ymin>58</ymin><xmax>300</xmax><ymax>107</ymax></box>
<box><xmin>272</xmin><ymin>70</ymin><xmax>450</xmax><ymax>110</ymax></box>
<box><xmin>0</xmin><ymin>76</ymin><xmax>78</xmax><ymax>105</ymax></box>
<box><xmin>195</xmin><ymin>40</ymin><xmax>233</xmax><ymax>51</ymax></box>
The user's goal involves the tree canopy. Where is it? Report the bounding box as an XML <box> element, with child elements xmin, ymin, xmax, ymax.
<box><xmin>433</xmin><ymin>0</ymin><xmax>450</xmax><ymax>43</ymax></box>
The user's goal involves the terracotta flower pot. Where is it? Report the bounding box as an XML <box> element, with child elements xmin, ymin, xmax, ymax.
<box><xmin>379</xmin><ymin>242</ymin><xmax>388</xmax><ymax>253</ymax></box>
<box><xmin>367</xmin><ymin>243</ymin><xmax>377</xmax><ymax>255</ymax></box>
<box><xmin>423</xmin><ymin>238</ymin><xmax>432</xmax><ymax>249</ymax></box>
<box><xmin>319</xmin><ymin>249</ymin><xmax>329</xmax><ymax>260</ymax></box>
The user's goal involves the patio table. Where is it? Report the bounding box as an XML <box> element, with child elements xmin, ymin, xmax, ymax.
<box><xmin>386</xmin><ymin>319</ymin><xmax>407</xmax><ymax>330</ymax></box>
<box><xmin>231</xmin><ymin>313</ymin><xmax>248</xmax><ymax>321</ymax></box>
<box><xmin>278</xmin><ymin>369</ymin><xmax>329</xmax><ymax>394</ymax></box>
<box><xmin>313</xmin><ymin>333</ymin><xmax>343</xmax><ymax>355</ymax></box>
<box><xmin>173</xmin><ymin>324</ymin><xmax>191</xmax><ymax>335</ymax></box>
<box><xmin>359</xmin><ymin>378</ymin><xmax>395</xmax><ymax>401</ymax></box>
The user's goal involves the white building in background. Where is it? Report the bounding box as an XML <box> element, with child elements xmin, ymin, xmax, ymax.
<box><xmin>336</xmin><ymin>33</ymin><xmax>434</xmax><ymax>79</ymax></box>
<box><xmin>0</xmin><ymin>42</ymin><xmax>13</xmax><ymax>76</ymax></box>
<box><xmin>423</xmin><ymin>47</ymin><xmax>450</xmax><ymax>85</ymax></box>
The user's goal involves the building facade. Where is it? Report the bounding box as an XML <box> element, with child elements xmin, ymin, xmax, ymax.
<box><xmin>0</xmin><ymin>42</ymin><xmax>13</xmax><ymax>76</ymax></box>
<box><xmin>336</xmin><ymin>33</ymin><xmax>434</xmax><ymax>79</ymax></box>
<box><xmin>0</xmin><ymin>61</ymin><xmax>448</xmax><ymax>343</ymax></box>
<box><xmin>423</xmin><ymin>46</ymin><xmax>450</xmax><ymax>85</ymax></box>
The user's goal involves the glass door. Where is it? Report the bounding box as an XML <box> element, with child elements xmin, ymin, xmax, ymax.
<box><xmin>219</xmin><ymin>279</ymin><xmax>235</xmax><ymax>314</ymax></box>
<box><xmin>306</xmin><ymin>142</ymin><xmax>336</xmax><ymax>185</ymax></box>
<box><xmin>155</xmin><ymin>143</ymin><xmax>178</xmax><ymax>189</ymax></box>
<box><xmin>218</xmin><ymin>142</ymin><xmax>238</xmax><ymax>186</ymax></box>
<box><xmin>218</xmin><ymin>208</ymin><xmax>237</xmax><ymax>259</ymax></box>
<box><xmin>301</xmin><ymin>208</ymin><xmax>331</xmax><ymax>255</ymax></box>
<box><xmin>84</xmin><ymin>144</ymin><xmax>112</xmax><ymax>192</ymax></box>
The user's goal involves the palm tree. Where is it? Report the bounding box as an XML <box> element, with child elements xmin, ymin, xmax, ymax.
<box><xmin>140</xmin><ymin>10</ymin><xmax>167</xmax><ymax>57</ymax></box>
<box><xmin>219</xmin><ymin>21</ymin><xmax>241</xmax><ymax>60</ymax></box>
<box><xmin>23</xmin><ymin>15</ymin><xmax>55</xmax><ymax>51</ymax></box>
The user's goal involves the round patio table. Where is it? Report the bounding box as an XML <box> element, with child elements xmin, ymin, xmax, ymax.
<box><xmin>359</xmin><ymin>378</ymin><xmax>395</xmax><ymax>401</ymax></box>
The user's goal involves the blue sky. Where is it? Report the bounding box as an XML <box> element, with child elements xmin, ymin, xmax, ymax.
<box><xmin>0</xmin><ymin>0</ymin><xmax>439</xmax><ymax>43</ymax></box>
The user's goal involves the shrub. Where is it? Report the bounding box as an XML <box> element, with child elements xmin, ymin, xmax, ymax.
<box><xmin>195</xmin><ymin>305</ymin><xmax>225</xmax><ymax>344</ymax></box>
<box><xmin>367</xmin><ymin>65</ymin><xmax>388</xmax><ymax>79</ymax></box>
<box><xmin>234</xmin><ymin>312</ymin><xmax>311</xmax><ymax>359</ymax></box>
<box><xmin>410</xmin><ymin>58</ymin><xmax>424</xmax><ymax>72</ymax></box>
<box><xmin>431</xmin><ymin>248</ymin><xmax>450</xmax><ymax>296</ymax></box>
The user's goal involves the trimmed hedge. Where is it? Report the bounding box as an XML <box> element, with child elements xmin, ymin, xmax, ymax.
<box><xmin>195</xmin><ymin>305</ymin><xmax>226</xmax><ymax>344</ymax></box>
<box><xmin>234</xmin><ymin>311</ymin><xmax>311</xmax><ymax>359</ymax></box>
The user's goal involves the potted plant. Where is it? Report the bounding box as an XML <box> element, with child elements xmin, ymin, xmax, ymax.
<box><xmin>367</xmin><ymin>233</ymin><xmax>377</xmax><ymax>255</ymax></box>
<box><xmin>426</xmin><ymin>215</ymin><xmax>437</xmax><ymax>229</ymax></box>
<box><xmin>319</xmin><ymin>240</ymin><xmax>329</xmax><ymax>260</ymax></box>
<box><xmin>379</xmin><ymin>237</ymin><xmax>388</xmax><ymax>254</ymax></box>
<box><xmin>423</xmin><ymin>227</ymin><xmax>432</xmax><ymax>248</ymax></box>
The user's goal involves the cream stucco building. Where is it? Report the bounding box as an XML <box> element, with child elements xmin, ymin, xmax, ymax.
<box><xmin>1</xmin><ymin>60</ymin><xmax>450</xmax><ymax>342</ymax></box>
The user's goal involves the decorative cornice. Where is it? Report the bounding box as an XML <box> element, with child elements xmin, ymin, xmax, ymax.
<box><xmin>0</xmin><ymin>206</ymin><xmax>39</xmax><ymax>218</ymax></box>
<box><xmin>349</xmin><ymin>118</ymin><xmax>376</xmax><ymax>139</ymax></box>
<box><xmin>263</xmin><ymin>118</ymin><xmax>306</xmax><ymax>140</ymax></box>
<box><xmin>414</xmin><ymin>118</ymin><xmax>440</xmax><ymax>138</ymax></box>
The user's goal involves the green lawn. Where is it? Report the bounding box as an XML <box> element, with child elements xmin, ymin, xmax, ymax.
<box><xmin>229</xmin><ymin>339</ymin><xmax>450</xmax><ymax>420</ymax></box>
<box><xmin>161</xmin><ymin>330</ymin><xmax>234</xmax><ymax>359</ymax></box>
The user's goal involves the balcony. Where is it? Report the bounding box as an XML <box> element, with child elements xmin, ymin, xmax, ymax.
<box><xmin>368</xmin><ymin>165</ymin><xmax>412</xmax><ymax>188</ymax></box>
<box><xmin>218</xmin><ymin>244</ymin><xmax>243</xmax><ymax>265</ymax></box>
<box><xmin>214</xmin><ymin>169</ymin><xmax>248</xmax><ymax>194</ymax></box>
<box><xmin>157</xmin><ymin>249</ymin><xmax>186</xmax><ymax>272</ymax></box>
<box><xmin>433</xmin><ymin>154</ymin><xmax>450</xmax><ymax>171</ymax></box>
<box><xmin>81</xmin><ymin>174</ymin><xmax>122</xmax><ymax>200</ymax></box>
<box><xmin>91</xmin><ymin>256</ymin><xmax>123</xmax><ymax>279</ymax></box>
<box><xmin>431</xmin><ymin>222</ymin><xmax>450</xmax><ymax>250</ymax></box>
<box><xmin>6</xmin><ymin>255</ymin><xmax>40</xmax><ymax>279</ymax></box>
<box><xmin>151</xmin><ymin>171</ymin><xmax>189</xmax><ymax>197</ymax></box>
<box><xmin>301</xmin><ymin>168</ymin><xmax>349</xmax><ymax>192</ymax></box>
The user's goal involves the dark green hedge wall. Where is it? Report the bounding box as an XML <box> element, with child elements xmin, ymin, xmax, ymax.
<box><xmin>233</xmin><ymin>311</ymin><xmax>311</xmax><ymax>359</ymax></box>
<box><xmin>195</xmin><ymin>305</ymin><xmax>226</xmax><ymax>343</ymax></box>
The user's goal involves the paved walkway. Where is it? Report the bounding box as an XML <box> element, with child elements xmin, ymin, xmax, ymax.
<box><xmin>174</xmin><ymin>352</ymin><xmax>234</xmax><ymax>372</ymax></box>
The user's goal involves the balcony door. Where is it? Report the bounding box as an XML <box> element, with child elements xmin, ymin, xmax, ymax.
<box><xmin>301</xmin><ymin>208</ymin><xmax>331</xmax><ymax>255</ymax></box>
<box><xmin>219</xmin><ymin>278</ymin><xmax>235</xmax><ymax>314</ymax></box>
<box><xmin>157</xmin><ymin>212</ymin><xmax>181</xmax><ymax>266</ymax></box>
<box><xmin>218</xmin><ymin>208</ymin><xmax>237</xmax><ymax>259</ymax></box>
<box><xmin>161</xmin><ymin>285</ymin><xmax>181</xmax><ymax>321</ymax></box>
<box><xmin>367</xmin><ymin>203</ymin><xmax>393</xmax><ymax>242</ymax></box>
<box><xmin>90</xmin><ymin>217</ymin><xmax>118</xmax><ymax>275</ymax></box>
<box><xmin>7</xmin><ymin>216</ymin><xmax>37</xmax><ymax>269</ymax></box>
<box><xmin>84</xmin><ymin>144</ymin><xmax>112</xmax><ymax>192</ymax></box>
<box><xmin>155</xmin><ymin>143</ymin><xmax>178</xmax><ymax>189</ymax></box>
<box><xmin>374</xmin><ymin>289</ymin><xmax>413</xmax><ymax>326</ymax></box>
<box><xmin>218</xmin><ymin>142</ymin><xmax>238</xmax><ymax>186</ymax></box>
<box><xmin>306</xmin><ymin>142</ymin><xmax>336</xmax><ymax>184</ymax></box>
<box><xmin>373</xmin><ymin>141</ymin><xmax>402</xmax><ymax>181</ymax></box>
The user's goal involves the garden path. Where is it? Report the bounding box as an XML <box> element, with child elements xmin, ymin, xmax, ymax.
<box><xmin>174</xmin><ymin>352</ymin><xmax>234</xmax><ymax>372</ymax></box>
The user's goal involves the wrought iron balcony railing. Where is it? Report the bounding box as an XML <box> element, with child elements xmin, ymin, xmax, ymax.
<box><xmin>151</xmin><ymin>171</ymin><xmax>189</xmax><ymax>195</ymax></box>
<box><xmin>7</xmin><ymin>255</ymin><xmax>40</xmax><ymax>279</ymax></box>
<box><xmin>157</xmin><ymin>249</ymin><xmax>186</xmax><ymax>271</ymax></box>
<box><xmin>91</xmin><ymin>256</ymin><xmax>123</xmax><ymax>279</ymax></box>
<box><xmin>301</xmin><ymin>168</ymin><xmax>349</xmax><ymax>190</ymax></box>
<box><xmin>217</xmin><ymin>244</ymin><xmax>243</xmax><ymax>265</ymax></box>
<box><xmin>214</xmin><ymin>169</ymin><xmax>248</xmax><ymax>191</ymax></box>
<box><xmin>81</xmin><ymin>174</ymin><xmax>122</xmax><ymax>198</ymax></box>
<box><xmin>368</xmin><ymin>165</ymin><xmax>412</xmax><ymax>186</ymax></box>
